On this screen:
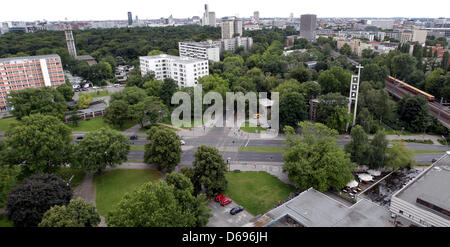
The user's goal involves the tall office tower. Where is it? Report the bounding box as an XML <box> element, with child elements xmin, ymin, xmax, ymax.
<box><xmin>202</xmin><ymin>4</ymin><xmax>209</xmax><ymax>26</ymax></box>
<box><xmin>64</xmin><ymin>23</ymin><xmax>77</xmax><ymax>57</ymax></box>
<box><xmin>135</xmin><ymin>16</ymin><xmax>138</xmax><ymax>22</ymax></box>
<box><xmin>253</xmin><ymin>11</ymin><xmax>260</xmax><ymax>23</ymax></box>
<box><xmin>300</xmin><ymin>14</ymin><xmax>317</xmax><ymax>42</ymax></box>
<box><xmin>0</xmin><ymin>54</ymin><xmax>65</xmax><ymax>111</ymax></box>
<box><xmin>290</xmin><ymin>13</ymin><xmax>294</xmax><ymax>22</ymax></box>
<box><xmin>221</xmin><ymin>19</ymin><xmax>235</xmax><ymax>39</ymax></box>
<box><xmin>128</xmin><ymin>12</ymin><xmax>133</xmax><ymax>26</ymax></box>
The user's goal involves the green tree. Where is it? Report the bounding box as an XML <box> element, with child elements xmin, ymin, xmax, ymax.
<box><xmin>391</xmin><ymin>54</ymin><xmax>417</xmax><ymax>80</ymax></box>
<box><xmin>7</xmin><ymin>87</ymin><xmax>67</xmax><ymax>120</ymax></box>
<box><xmin>0</xmin><ymin>166</ymin><xmax>20</xmax><ymax>208</ymax></box>
<box><xmin>385</xmin><ymin>142</ymin><xmax>415</xmax><ymax>170</ymax></box>
<box><xmin>104</xmin><ymin>100</ymin><xmax>129</xmax><ymax>128</ymax></box>
<box><xmin>6</xmin><ymin>174</ymin><xmax>72</xmax><ymax>227</ymax></box>
<box><xmin>106</xmin><ymin>181</ymin><xmax>198</xmax><ymax>227</ymax></box>
<box><xmin>318</xmin><ymin>66</ymin><xmax>351</xmax><ymax>95</ymax></box>
<box><xmin>340</xmin><ymin>43</ymin><xmax>352</xmax><ymax>56</ymax></box>
<box><xmin>147</xmin><ymin>50</ymin><xmax>164</xmax><ymax>56</ymax></box>
<box><xmin>397</xmin><ymin>95</ymin><xmax>430</xmax><ymax>132</ymax></box>
<box><xmin>77</xmin><ymin>94</ymin><xmax>93</xmax><ymax>109</ymax></box>
<box><xmin>74</xmin><ymin>128</ymin><xmax>129</xmax><ymax>174</ymax></box>
<box><xmin>128</xmin><ymin>96</ymin><xmax>168</xmax><ymax>128</ymax></box>
<box><xmin>279</xmin><ymin>92</ymin><xmax>307</xmax><ymax>128</ymax></box>
<box><xmin>144</xmin><ymin>126</ymin><xmax>182</xmax><ymax>173</ymax></box>
<box><xmin>39</xmin><ymin>199</ymin><xmax>101</xmax><ymax>227</ymax></box>
<box><xmin>283</xmin><ymin>122</ymin><xmax>354</xmax><ymax>191</ymax></box>
<box><xmin>368</xmin><ymin>131</ymin><xmax>388</xmax><ymax>169</ymax></box>
<box><xmin>316</xmin><ymin>93</ymin><xmax>348</xmax><ymax>124</ymax></box>
<box><xmin>143</xmin><ymin>79</ymin><xmax>163</xmax><ymax>97</ymax></box>
<box><xmin>192</xmin><ymin>145</ymin><xmax>228</xmax><ymax>196</ymax></box>
<box><xmin>345</xmin><ymin>125</ymin><xmax>370</xmax><ymax>165</ymax></box>
<box><xmin>159</xmin><ymin>78</ymin><xmax>178</xmax><ymax>106</ymax></box>
<box><xmin>3</xmin><ymin>114</ymin><xmax>73</xmax><ymax>177</ymax></box>
<box><xmin>325</xmin><ymin>106</ymin><xmax>352</xmax><ymax>133</ymax></box>
<box><xmin>165</xmin><ymin>173</ymin><xmax>211</xmax><ymax>227</ymax></box>
<box><xmin>57</xmin><ymin>80</ymin><xmax>75</xmax><ymax>101</ymax></box>
<box><xmin>111</xmin><ymin>86</ymin><xmax>147</xmax><ymax>105</ymax></box>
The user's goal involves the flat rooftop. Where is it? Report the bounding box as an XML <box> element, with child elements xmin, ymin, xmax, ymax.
<box><xmin>395</xmin><ymin>154</ymin><xmax>450</xmax><ymax>220</ymax></box>
<box><xmin>139</xmin><ymin>54</ymin><xmax>206</xmax><ymax>64</ymax></box>
<box><xmin>264</xmin><ymin>188</ymin><xmax>393</xmax><ymax>227</ymax></box>
<box><xmin>0</xmin><ymin>54</ymin><xmax>60</xmax><ymax>63</ymax></box>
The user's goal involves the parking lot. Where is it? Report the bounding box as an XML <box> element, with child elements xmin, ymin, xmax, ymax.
<box><xmin>206</xmin><ymin>200</ymin><xmax>254</xmax><ymax>227</ymax></box>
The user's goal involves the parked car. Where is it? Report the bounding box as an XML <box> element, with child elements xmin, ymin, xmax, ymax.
<box><xmin>432</xmin><ymin>158</ymin><xmax>437</xmax><ymax>163</ymax></box>
<box><xmin>92</xmin><ymin>86</ymin><xmax>99</xmax><ymax>89</ymax></box>
<box><xmin>76</xmin><ymin>136</ymin><xmax>83</xmax><ymax>140</ymax></box>
<box><xmin>230</xmin><ymin>206</ymin><xmax>244</xmax><ymax>215</ymax></box>
<box><xmin>215</xmin><ymin>194</ymin><xmax>225</xmax><ymax>202</ymax></box>
<box><xmin>220</xmin><ymin>198</ymin><xmax>232</xmax><ymax>206</ymax></box>
<box><xmin>114</xmin><ymin>84</ymin><xmax>120</xmax><ymax>87</ymax></box>
<box><xmin>130</xmin><ymin>135</ymin><xmax>138</xmax><ymax>140</ymax></box>
<box><xmin>180</xmin><ymin>140</ymin><xmax>186</xmax><ymax>145</ymax></box>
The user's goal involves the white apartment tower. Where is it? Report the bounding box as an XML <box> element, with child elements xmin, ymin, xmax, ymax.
<box><xmin>179</xmin><ymin>41</ymin><xmax>221</xmax><ymax>62</ymax></box>
<box><xmin>140</xmin><ymin>54</ymin><xmax>209</xmax><ymax>87</ymax></box>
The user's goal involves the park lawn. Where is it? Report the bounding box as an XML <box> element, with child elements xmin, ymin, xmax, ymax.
<box><xmin>69</xmin><ymin>116</ymin><xmax>138</xmax><ymax>132</ymax></box>
<box><xmin>55</xmin><ymin>167</ymin><xmax>86</xmax><ymax>188</ymax></box>
<box><xmin>0</xmin><ymin>215</ymin><xmax>13</xmax><ymax>227</ymax></box>
<box><xmin>79</xmin><ymin>90</ymin><xmax>110</xmax><ymax>98</ymax></box>
<box><xmin>0</xmin><ymin>117</ymin><xmax>20</xmax><ymax>132</ymax></box>
<box><xmin>94</xmin><ymin>169</ymin><xmax>163</xmax><ymax>216</ymax></box>
<box><xmin>239</xmin><ymin>146</ymin><xmax>288</xmax><ymax>152</ymax></box>
<box><xmin>225</xmin><ymin>171</ymin><xmax>295</xmax><ymax>216</ymax></box>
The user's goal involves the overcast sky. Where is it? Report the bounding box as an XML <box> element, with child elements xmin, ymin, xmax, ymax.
<box><xmin>1</xmin><ymin>0</ymin><xmax>449</xmax><ymax>22</ymax></box>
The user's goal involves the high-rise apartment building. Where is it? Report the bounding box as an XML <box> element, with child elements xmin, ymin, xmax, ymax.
<box><xmin>140</xmin><ymin>54</ymin><xmax>209</xmax><ymax>87</ymax></box>
<box><xmin>300</xmin><ymin>14</ymin><xmax>317</xmax><ymax>42</ymax></box>
<box><xmin>128</xmin><ymin>12</ymin><xmax>133</xmax><ymax>26</ymax></box>
<box><xmin>0</xmin><ymin>54</ymin><xmax>65</xmax><ymax>111</ymax></box>
<box><xmin>221</xmin><ymin>36</ymin><xmax>253</xmax><ymax>52</ymax></box>
<box><xmin>179</xmin><ymin>41</ymin><xmax>221</xmax><ymax>62</ymax></box>
<box><xmin>221</xmin><ymin>17</ymin><xmax>242</xmax><ymax>39</ymax></box>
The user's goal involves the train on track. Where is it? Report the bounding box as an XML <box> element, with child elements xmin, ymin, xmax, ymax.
<box><xmin>386</xmin><ymin>76</ymin><xmax>435</xmax><ymax>102</ymax></box>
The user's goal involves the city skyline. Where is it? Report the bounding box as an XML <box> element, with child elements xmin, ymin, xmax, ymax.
<box><xmin>1</xmin><ymin>0</ymin><xmax>449</xmax><ymax>22</ymax></box>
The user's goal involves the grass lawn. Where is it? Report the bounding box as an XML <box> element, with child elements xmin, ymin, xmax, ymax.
<box><xmin>225</xmin><ymin>171</ymin><xmax>295</xmax><ymax>216</ymax></box>
<box><xmin>0</xmin><ymin>215</ymin><xmax>13</xmax><ymax>227</ymax></box>
<box><xmin>239</xmin><ymin>146</ymin><xmax>288</xmax><ymax>152</ymax></box>
<box><xmin>239</xmin><ymin>121</ymin><xmax>267</xmax><ymax>134</ymax></box>
<box><xmin>79</xmin><ymin>90</ymin><xmax>110</xmax><ymax>98</ymax></box>
<box><xmin>55</xmin><ymin>167</ymin><xmax>86</xmax><ymax>188</ymax></box>
<box><xmin>69</xmin><ymin>116</ymin><xmax>138</xmax><ymax>132</ymax></box>
<box><xmin>94</xmin><ymin>169</ymin><xmax>163</xmax><ymax>216</ymax></box>
<box><xmin>0</xmin><ymin>117</ymin><xmax>19</xmax><ymax>132</ymax></box>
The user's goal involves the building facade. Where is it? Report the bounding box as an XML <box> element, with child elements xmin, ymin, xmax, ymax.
<box><xmin>139</xmin><ymin>54</ymin><xmax>209</xmax><ymax>87</ymax></box>
<box><xmin>221</xmin><ymin>17</ymin><xmax>242</xmax><ymax>39</ymax></box>
<box><xmin>179</xmin><ymin>41</ymin><xmax>221</xmax><ymax>62</ymax></box>
<box><xmin>128</xmin><ymin>12</ymin><xmax>133</xmax><ymax>26</ymax></box>
<box><xmin>221</xmin><ymin>36</ymin><xmax>253</xmax><ymax>52</ymax></box>
<box><xmin>0</xmin><ymin>54</ymin><xmax>65</xmax><ymax>111</ymax></box>
<box><xmin>300</xmin><ymin>14</ymin><xmax>317</xmax><ymax>42</ymax></box>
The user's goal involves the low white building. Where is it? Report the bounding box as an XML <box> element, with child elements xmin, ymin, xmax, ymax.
<box><xmin>139</xmin><ymin>54</ymin><xmax>209</xmax><ymax>87</ymax></box>
<box><xmin>179</xmin><ymin>40</ymin><xmax>221</xmax><ymax>62</ymax></box>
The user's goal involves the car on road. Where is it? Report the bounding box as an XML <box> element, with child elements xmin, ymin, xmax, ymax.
<box><xmin>220</xmin><ymin>198</ymin><xmax>232</xmax><ymax>206</ymax></box>
<box><xmin>180</xmin><ymin>140</ymin><xmax>186</xmax><ymax>145</ymax></box>
<box><xmin>432</xmin><ymin>158</ymin><xmax>437</xmax><ymax>163</ymax></box>
<box><xmin>230</xmin><ymin>206</ymin><xmax>244</xmax><ymax>215</ymax></box>
<box><xmin>215</xmin><ymin>194</ymin><xmax>225</xmax><ymax>202</ymax></box>
<box><xmin>76</xmin><ymin>136</ymin><xmax>83</xmax><ymax>140</ymax></box>
<box><xmin>130</xmin><ymin>135</ymin><xmax>138</xmax><ymax>140</ymax></box>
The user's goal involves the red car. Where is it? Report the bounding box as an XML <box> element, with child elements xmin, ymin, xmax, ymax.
<box><xmin>220</xmin><ymin>198</ymin><xmax>232</xmax><ymax>206</ymax></box>
<box><xmin>215</xmin><ymin>194</ymin><xmax>225</xmax><ymax>202</ymax></box>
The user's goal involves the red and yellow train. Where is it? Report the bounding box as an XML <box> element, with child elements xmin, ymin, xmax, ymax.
<box><xmin>386</xmin><ymin>76</ymin><xmax>435</xmax><ymax>102</ymax></box>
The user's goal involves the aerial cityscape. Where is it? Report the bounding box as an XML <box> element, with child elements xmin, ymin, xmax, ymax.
<box><xmin>0</xmin><ymin>0</ymin><xmax>449</xmax><ymax>233</ymax></box>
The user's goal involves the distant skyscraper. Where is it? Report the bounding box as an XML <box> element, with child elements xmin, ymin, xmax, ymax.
<box><xmin>135</xmin><ymin>16</ymin><xmax>138</xmax><ymax>22</ymax></box>
<box><xmin>128</xmin><ymin>12</ymin><xmax>133</xmax><ymax>26</ymax></box>
<box><xmin>290</xmin><ymin>13</ymin><xmax>294</xmax><ymax>22</ymax></box>
<box><xmin>300</xmin><ymin>14</ymin><xmax>317</xmax><ymax>42</ymax></box>
<box><xmin>202</xmin><ymin>4</ymin><xmax>216</xmax><ymax>27</ymax></box>
<box><xmin>253</xmin><ymin>11</ymin><xmax>260</xmax><ymax>23</ymax></box>
<box><xmin>64</xmin><ymin>23</ymin><xmax>77</xmax><ymax>57</ymax></box>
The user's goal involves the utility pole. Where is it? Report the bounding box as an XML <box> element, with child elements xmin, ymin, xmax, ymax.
<box><xmin>346</xmin><ymin>64</ymin><xmax>363</xmax><ymax>132</ymax></box>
